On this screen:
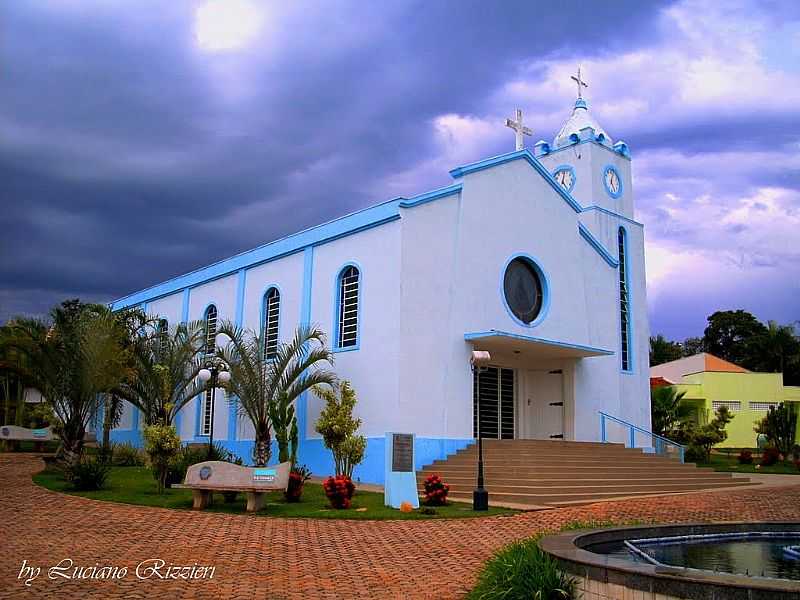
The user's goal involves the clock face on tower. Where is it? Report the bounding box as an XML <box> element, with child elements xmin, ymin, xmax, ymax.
<box><xmin>603</xmin><ymin>165</ymin><xmax>623</xmax><ymax>198</ymax></box>
<box><xmin>552</xmin><ymin>166</ymin><xmax>576</xmax><ymax>194</ymax></box>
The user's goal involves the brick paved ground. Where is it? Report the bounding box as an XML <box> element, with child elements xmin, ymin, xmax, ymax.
<box><xmin>2</xmin><ymin>454</ymin><xmax>800</xmax><ymax>599</ymax></box>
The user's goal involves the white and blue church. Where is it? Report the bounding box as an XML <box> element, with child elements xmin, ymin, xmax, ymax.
<box><xmin>108</xmin><ymin>85</ymin><xmax>651</xmax><ymax>484</ymax></box>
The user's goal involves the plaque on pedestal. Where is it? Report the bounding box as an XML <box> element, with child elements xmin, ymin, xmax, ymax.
<box><xmin>384</xmin><ymin>432</ymin><xmax>419</xmax><ymax>509</ymax></box>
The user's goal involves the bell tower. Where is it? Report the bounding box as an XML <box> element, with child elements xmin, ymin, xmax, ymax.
<box><xmin>534</xmin><ymin>68</ymin><xmax>633</xmax><ymax>219</ymax></box>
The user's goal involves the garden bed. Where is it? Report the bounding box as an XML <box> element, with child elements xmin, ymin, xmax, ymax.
<box><xmin>33</xmin><ymin>466</ymin><xmax>515</xmax><ymax>520</ymax></box>
<box><xmin>699</xmin><ymin>452</ymin><xmax>800</xmax><ymax>475</ymax></box>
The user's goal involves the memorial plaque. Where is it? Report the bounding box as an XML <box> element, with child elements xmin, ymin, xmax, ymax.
<box><xmin>391</xmin><ymin>433</ymin><xmax>413</xmax><ymax>472</ymax></box>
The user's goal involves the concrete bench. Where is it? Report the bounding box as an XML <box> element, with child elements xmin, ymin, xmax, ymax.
<box><xmin>0</xmin><ymin>425</ymin><xmax>55</xmax><ymax>442</ymax></box>
<box><xmin>177</xmin><ymin>461</ymin><xmax>291</xmax><ymax>512</ymax></box>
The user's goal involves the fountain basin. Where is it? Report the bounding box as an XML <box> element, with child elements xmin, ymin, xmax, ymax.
<box><xmin>538</xmin><ymin>522</ymin><xmax>800</xmax><ymax>599</ymax></box>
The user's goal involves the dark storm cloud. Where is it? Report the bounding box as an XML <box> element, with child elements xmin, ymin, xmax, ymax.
<box><xmin>0</xmin><ymin>0</ymin><xmax>670</xmax><ymax>321</ymax></box>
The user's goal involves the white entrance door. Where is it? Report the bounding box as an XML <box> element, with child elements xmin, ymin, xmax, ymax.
<box><xmin>521</xmin><ymin>370</ymin><xmax>564</xmax><ymax>440</ymax></box>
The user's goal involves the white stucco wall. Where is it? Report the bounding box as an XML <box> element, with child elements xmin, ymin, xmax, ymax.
<box><xmin>305</xmin><ymin>221</ymin><xmax>402</xmax><ymax>439</ymax></box>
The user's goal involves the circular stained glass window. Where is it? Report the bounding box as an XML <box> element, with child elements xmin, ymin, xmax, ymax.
<box><xmin>503</xmin><ymin>257</ymin><xmax>544</xmax><ymax>325</ymax></box>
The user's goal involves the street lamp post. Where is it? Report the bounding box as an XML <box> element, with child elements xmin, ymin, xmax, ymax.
<box><xmin>198</xmin><ymin>358</ymin><xmax>231</xmax><ymax>460</ymax></box>
<box><xmin>470</xmin><ymin>350</ymin><xmax>491</xmax><ymax>511</ymax></box>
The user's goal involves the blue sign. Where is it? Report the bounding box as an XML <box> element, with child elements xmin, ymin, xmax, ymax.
<box><xmin>33</xmin><ymin>428</ymin><xmax>48</xmax><ymax>439</ymax></box>
<box><xmin>253</xmin><ymin>468</ymin><xmax>276</xmax><ymax>482</ymax></box>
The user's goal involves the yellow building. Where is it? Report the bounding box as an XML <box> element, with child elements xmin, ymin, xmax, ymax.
<box><xmin>650</xmin><ymin>353</ymin><xmax>800</xmax><ymax>448</ymax></box>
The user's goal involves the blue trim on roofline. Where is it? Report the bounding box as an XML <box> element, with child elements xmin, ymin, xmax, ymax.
<box><xmin>464</xmin><ymin>330</ymin><xmax>614</xmax><ymax>356</ymax></box>
<box><xmin>398</xmin><ymin>183</ymin><xmax>462</xmax><ymax>208</ymax></box>
<box><xmin>578</xmin><ymin>224</ymin><xmax>619</xmax><ymax>268</ymax></box>
<box><xmin>581</xmin><ymin>205</ymin><xmax>643</xmax><ymax>228</ymax></box>
<box><xmin>448</xmin><ymin>149</ymin><xmax>583</xmax><ymax>213</ymax></box>
<box><xmin>542</xmin><ymin>138</ymin><xmax>632</xmax><ymax>161</ymax></box>
<box><xmin>111</xmin><ymin>183</ymin><xmax>464</xmax><ymax>311</ymax></box>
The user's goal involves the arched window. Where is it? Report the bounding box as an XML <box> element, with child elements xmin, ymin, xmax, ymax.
<box><xmin>204</xmin><ymin>305</ymin><xmax>217</xmax><ymax>356</ymax></box>
<box><xmin>200</xmin><ymin>305</ymin><xmax>217</xmax><ymax>436</ymax></box>
<box><xmin>336</xmin><ymin>266</ymin><xmax>360</xmax><ymax>349</ymax></box>
<box><xmin>618</xmin><ymin>228</ymin><xmax>632</xmax><ymax>372</ymax></box>
<box><xmin>263</xmin><ymin>287</ymin><xmax>280</xmax><ymax>359</ymax></box>
<box><xmin>157</xmin><ymin>318</ymin><xmax>169</xmax><ymax>354</ymax></box>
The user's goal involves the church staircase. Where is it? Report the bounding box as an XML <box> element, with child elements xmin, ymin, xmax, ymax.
<box><xmin>417</xmin><ymin>440</ymin><xmax>754</xmax><ymax>508</ymax></box>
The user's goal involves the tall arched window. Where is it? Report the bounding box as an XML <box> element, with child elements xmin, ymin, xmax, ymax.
<box><xmin>200</xmin><ymin>305</ymin><xmax>217</xmax><ymax>436</ymax></box>
<box><xmin>336</xmin><ymin>266</ymin><xmax>360</xmax><ymax>349</ymax></box>
<box><xmin>204</xmin><ymin>305</ymin><xmax>217</xmax><ymax>356</ymax></box>
<box><xmin>263</xmin><ymin>287</ymin><xmax>280</xmax><ymax>359</ymax></box>
<box><xmin>157</xmin><ymin>318</ymin><xmax>169</xmax><ymax>354</ymax></box>
<box><xmin>618</xmin><ymin>228</ymin><xmax>632</xmax><ymax>372</ymax></box>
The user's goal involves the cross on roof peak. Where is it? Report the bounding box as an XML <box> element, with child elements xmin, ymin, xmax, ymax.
<box><xmin>504</xmin><ymin>108</ymin><xmax>532</xmax><ymax>151</ymax></box>
<box><xmin>571</xmin><ymin>66</ymin><xmax>588</xmax><ymax>100</ymax></box>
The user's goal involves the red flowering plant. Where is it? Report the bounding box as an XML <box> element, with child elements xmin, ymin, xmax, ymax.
<box><xmin>284</xmin><ymin>464</ymin><xmax>312</xmax><ymax>503</ymax></box>
<box><xmin>323</xmin><ymin>475</ymin><xmax>356</xmax><ymax>509</ymax></box>
<box><xmin>422</xmin><ymin>473</ymin><xmax>450</xmax><ymax>506</ymax></box>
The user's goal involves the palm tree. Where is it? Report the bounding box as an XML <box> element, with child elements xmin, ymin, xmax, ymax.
<box><xmin>1</xmin><ymin>300</ymin><xmax>133</xmax><ymax>468</ymax></box>
<box><xmin>753</xmin><ymin>321</ymin><xmax>799</xmax><ymax>375</ymax></box>
<box><xmin>650</xmin><ymin>385</ymin><xmax>691</xmax><ymax>439</ymax></box>
<box><xmin>115</xmin><ymin>320</ymin><xmax>206</xmax><ymax>427</ymax></box>
<box><xmin>216</xmin><ymin>321</ymin><xmax>336</xmax><ymax>466</ymax></box>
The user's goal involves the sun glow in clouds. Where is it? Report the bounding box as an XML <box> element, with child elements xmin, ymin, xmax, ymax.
<box><xmin>194</xmin><ymin>0</ymin><xmax>264</xmax><ymax>52</ymax></box>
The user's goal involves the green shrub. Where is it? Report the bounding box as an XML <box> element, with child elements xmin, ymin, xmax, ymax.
<box><xmin>314</xmin><ymin>381</ymin><xmax>366</xmax><ymax>478</ymax></box>
<box><xmin>468</xmin><ymin>536</ymin><xmax>576</xmax><ymax>600</ymax></box>
<box><xmin>112</xmin><ymin>442</ymin><xmax>146</xmax><ymax>466</ymax></box>
<box><xmin>754</xmin><ymin>403</ymin><xmax>798</xmax><ymax>458</ymax></box>
<box><xmin>143</xmin><ymin>424</ymin><xmax>182</xmax><ymax>493</ymax></box>
<box><xmin>67</xmin><ymin>457</ymin><xmax>110</xmax><ymax>491</ymax></box>
<box><xmin>164</xmin><ymin>443</ymin><xmax>240</xmax><ymax>487</ymax></box>
<box><xmin>166</xmin><ymin>446</ymin><xmax>204</xmax><ymax>486</ymax></box>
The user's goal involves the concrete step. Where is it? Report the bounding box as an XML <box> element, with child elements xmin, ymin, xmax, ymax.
<box><xmin>418</xmin><ymin>474</ymin><xmax>739</xmax><ymax>487</ymax></box>
<box><xmin>418</xmin><ymin>439</ymin><xmax>753</xmax><ymax>508</ymax></box>
<box><xmin>418</xmin><ymin>468</ymin><xmax>716</xmax><ymax>480</ymax></box>
<box><xmin>446</xmin><ymin>480</ymin><xmax>754</xmax><ymax>507</ymax></box>
<box><xmin>421</xmin><ymin>479</ymin><xmax>746</xmax><ymax>495</ymax></box>
<box><xmin>427</xmin><ymin>457</ymin><xmax>682</xmax><ymax>468</ymax></box>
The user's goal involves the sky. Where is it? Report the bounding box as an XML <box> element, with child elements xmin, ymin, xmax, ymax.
<box><xmin>1</xmin><ymin>0</ymin><xmax>798</xmax><ymax>340</ymax></box>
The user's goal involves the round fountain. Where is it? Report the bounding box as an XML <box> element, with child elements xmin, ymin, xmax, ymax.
<box><xmin>538</xmin><ymin>522</ymin><xmax>800</xmax><ymax>599</ymax></box>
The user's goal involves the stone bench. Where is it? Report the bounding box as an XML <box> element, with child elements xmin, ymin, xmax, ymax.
<box><xmin>0</xmin><ymin>425</ymin><xmax>55</xmax><ymax>442</ymax></box>
<box><xmin>177</xmin><ymin>461</ymin><xmax>291</xmax><ymax>512</ymax></box>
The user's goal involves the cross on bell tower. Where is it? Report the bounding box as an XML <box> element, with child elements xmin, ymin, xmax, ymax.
<box><xmin>504</xmin><ymin>108</ymin><xmax>532</xmax><ymax>151</ymax></box>
<box><xmin>571</xmin><ymin>66</ymin><xmax>588</xmax><ymax>99</ymax></box>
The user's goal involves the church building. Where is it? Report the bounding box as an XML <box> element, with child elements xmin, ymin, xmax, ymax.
<box><xmin>109</xmin><ymin>79</ymin><xmax>651</xmax><ymax>483</ymax></box>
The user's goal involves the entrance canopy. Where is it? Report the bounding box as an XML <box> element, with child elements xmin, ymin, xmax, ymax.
<box><xmin>464</xmin><ymin>330</ymin><xmax>613</xmax><ymax>360</ymax></box>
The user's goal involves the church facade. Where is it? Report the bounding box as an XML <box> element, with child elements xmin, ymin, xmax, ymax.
<box><xmin>109</xmin><ymin>93</ymin><xmax>651</xmax><ymax>484</ymax></box>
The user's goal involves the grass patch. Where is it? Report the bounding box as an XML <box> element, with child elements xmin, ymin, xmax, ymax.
<box><xmin>33</xmin><ymin>466</ymin><xmax>516</xmax><ymax>520</ymax></box>
<box><xmin>467</xmin><ymin>535</ymin><xmax>576</xmax><ymax>600</ymax></box>
<box><xmin>468</xmin><ymin>519</ymin><xmax>659</xmax><ymax>600</ymax></box>
<box><xmin>1</xmin><ymin>440</ymin><xmax>61</xmax><ymax>453</ymax></box>
<box><xmin>699</xmin><ymin>453</ymin><xmax>799</xmax><ymax>475</ymax></box>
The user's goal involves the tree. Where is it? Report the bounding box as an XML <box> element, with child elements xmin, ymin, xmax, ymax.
<box><xmin>754</xmin><ymin>403</ymin><xmax>798</xmax><ymax>458</ymax></box>
<box><xmin>649</xmin><ymin>334</ymin><xmax>683</xmax><ymax>366</ymax></box>
<box><xmin>314</xmin><ymin>380</ymin><xmax>366</xmax><ymax>478</ymax></box>
<box><xmin>702</xmin><ymin>310</ymin><xmax>766</xmax><ymax>366</ymax></box>
<box><xmin>216</xmin><ymin>322</ymin><xmax>336</xmax><ymax>467</ymax></box>
<box><xmin>271</xmin><ymin>391</ymin><xmax>299</xmax><ymax>464</ymax></box>
<box><xmin>681</xmin><ymin>337</ymin><xmax>705</xmax><ymax>357</ymax></box>
<box><xmin>749</xmin><ymin>321</ymin><xmax>800</xmax><ymax>378</ymax></box>
<box><xmin>115</xmin><ymin>320</ymin><xmax>206</xmax><ymax>427</ymax></box>
<box><xmin>676</xmin><ymin>405</ymin><xmax>734</xmax><ymax>463</ymax></box>
<box><xmin>1</xmin><ymin>300</ymin><xmax>133</xmax><ymax>468</ymax></box>
<box><xmin>650</xmin><ymin>386</ymin><xmax>689</xmax><ymax>438</ymax></box>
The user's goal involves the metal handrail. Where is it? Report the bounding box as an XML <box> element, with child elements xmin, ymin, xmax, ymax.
<box><xmin>599</xmin><ymin>411</ymin><xmax>685</xmax><ymax>463</ymax></box>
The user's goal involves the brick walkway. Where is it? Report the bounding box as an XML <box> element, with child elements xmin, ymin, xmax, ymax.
<box><xmin>2</xmin><ymin>454</ymin><xmax>800</xmax><ymax>599</ymax></box>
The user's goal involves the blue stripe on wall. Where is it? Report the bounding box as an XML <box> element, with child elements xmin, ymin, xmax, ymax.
<box><xmin>297</xmin><ymin>246</ymin><xmax>315</xmax><ymax>444</ymax></box>
<box><xmin>228</xmin><ymin>268</ymin><xmax>247</xmax><ymax>441</ymax></box>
